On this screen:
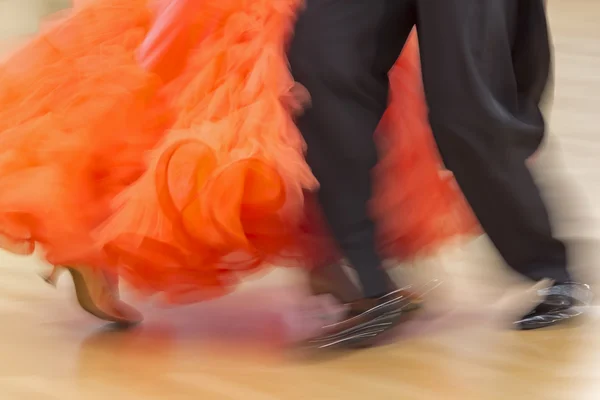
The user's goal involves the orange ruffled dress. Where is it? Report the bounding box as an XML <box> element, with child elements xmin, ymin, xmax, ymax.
<box><xmin>0</xmin><ymin>0</ymin><xmax>477</xmax><ymax>303</ymax></box>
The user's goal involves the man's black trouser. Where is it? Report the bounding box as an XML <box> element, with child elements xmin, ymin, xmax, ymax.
<box><xmin>289</xmin><ymin>0</ymin><xmax>571</xmax><ymax>297</ymax></box>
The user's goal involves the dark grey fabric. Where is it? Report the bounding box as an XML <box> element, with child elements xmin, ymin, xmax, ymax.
<box><xmin>289</xmin><ymin>0</ymin><xmax>570</xmax><ymax>296</ymax></box>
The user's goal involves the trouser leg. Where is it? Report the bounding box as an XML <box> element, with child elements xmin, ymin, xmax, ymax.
<box><xmin>289</xmin><ymin>0</ymin><xmax>415</xmax><ymax>297</ymax></box>
<box><xmin>416</xmin><ymin>0</ymin><xmax>570</xmax><ymax>283</ymax></box>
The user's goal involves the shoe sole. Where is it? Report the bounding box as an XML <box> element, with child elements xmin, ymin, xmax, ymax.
<box><xmin>304</xmin><ymin>304</ymin><xmax>419</xmax><ymax>351</ymax></box>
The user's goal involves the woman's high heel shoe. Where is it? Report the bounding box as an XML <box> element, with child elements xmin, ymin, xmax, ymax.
<box><xmin>43</xmin><ymin>266</ymin><xmax>143</xmax><ymax>326</ymax></box>
<box><xmin>308</xmin><ymin>263</ymin><xmax>363</xmax><ymax>303</ymax></box>
<box><xmin>308</xmin><ymin>262</ymin><xmax>423</xmax><ymax>311</ymax></box>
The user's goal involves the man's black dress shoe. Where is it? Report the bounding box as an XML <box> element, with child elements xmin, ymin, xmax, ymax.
<box><xmin>303</xmin><ymin>289</ymin><xmax>416</xmax><ymax>350</ymax></box>
<box><xmin>515</xmin><ymin>282</ymin><xmax>593</xmax><ymax>330</ymax></box>
<box><xmin>310</xmin><ymin>263</ymin><xmax>594</xmax><ymax>332</ymax></box>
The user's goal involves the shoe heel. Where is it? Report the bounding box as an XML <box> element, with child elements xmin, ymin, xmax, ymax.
<box><xmin>41</xmin><ymin>266</ymin><xmax>64</xmax><ymax>287</ymax></box>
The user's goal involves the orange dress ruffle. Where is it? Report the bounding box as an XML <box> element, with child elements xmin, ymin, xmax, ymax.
<box><xmin>0</xmin><ymin>0</ymin><xmax>478</xmax><ymax>303</ymax></box>
<box><xmin>0</xmin><ymin>0</ymin><xmax>168</xmax><ymax>264</ymax></box>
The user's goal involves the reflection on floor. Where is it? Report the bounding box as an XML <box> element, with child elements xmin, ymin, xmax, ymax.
<box><xmin>0</xmin><ymin>0</ymin><xmax>599</xmax><ymax>399</ymax></box>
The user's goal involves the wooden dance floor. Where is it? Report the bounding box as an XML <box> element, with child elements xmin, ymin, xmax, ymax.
<box><xmin>0</xmin><ymin>1</ymin><xmax>599</xmax><ymax>399</ymax></box>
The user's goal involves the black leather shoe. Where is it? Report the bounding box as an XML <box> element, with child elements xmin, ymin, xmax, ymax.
<box><xmin>515</xmin><ymin>283</ymin><xmax>593</xmax><ymax>330</ymax></box>
<box><xmin>303</xmin><ymin>290</ymin><xmax>416</xmax><ymax>350</ymax></box>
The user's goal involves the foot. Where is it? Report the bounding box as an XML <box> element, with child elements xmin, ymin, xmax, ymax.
<box><xmin>308</xmin><ymin>262</ymin><xmax>422</xmax><ymax>310</ymax></box>
<box><xmin>515</xmin><ymin>282</ymin><xmax>593</xmax><ymax>330</ymax></box>
<box><xmin>308</xmin><ymin>262</ymin><xmax>363</xmax><ymax>303</ymax></box>
<box><xmin>302</xmin><ymin>290</ymin><xmax>417</xmax><ymax>350</ymax></box>
<box><xmin>73</xmin><ymin>267</ymin><xmax>143</xmax><ymax>326</ymax></box>
<box><xmin>44</xmin><ymin>266</ymin><xmax>143</xmax><ymax>326</ymax></box>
